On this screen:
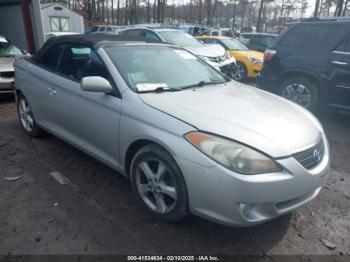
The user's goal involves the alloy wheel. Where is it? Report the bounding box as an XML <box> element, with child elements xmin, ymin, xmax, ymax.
<box><xmin>232</xmin><ymin>63</ymin><xmax>246</xmax><ymax>81</ymax></box>
<box><xmin>18</xmin><ymin>98</ymin><xmax>34</xmax><ymax>132</ymax></box>
<box><xmin>135</xmin><ymin>158</ymin><xmax>177</xmax><ymax>214</ymax></box>
<box><xmin>281</xmin><ymin>83</ymin><xmax>312</xmax><ymax>108</ymax></box>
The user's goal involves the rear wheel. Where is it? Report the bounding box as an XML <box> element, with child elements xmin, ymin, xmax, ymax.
<box><xmin>17</xmin><ymin>94</ymin><xmax>43</xmax><ymax>137</ymax></box>
<box><xmin>130</xmin><ymin>144</ymin><xmax>189</xmax><ymax>222</ymax></box>
<box><xmin>278</xmin><ymin>77</ymin><xmax>319</xmax><ymax>111</ymax></box>
<box><xmin>232</xmin><ymin>62</ymin><xmax>247</xmax><ymax>82</ymax></box>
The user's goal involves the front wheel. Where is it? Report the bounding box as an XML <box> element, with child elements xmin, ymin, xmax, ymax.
<box><xmin>130</xmin><ymin>144</ymin><xmax>189</xmax><ymax>222</ymax></box>
<box><xmin>232</xmin><ymin>62</ymin><xmax>247</xmax><ymax>82</ymax></box>
<box><xmin>17</xmin><ymin>94</ymin><xmax>43</xmax><ymax>137</ymax></box>
<box><xmin>278</xmin><ymin>77</ymin><xmax>319</xmax><ymax>111</ymax></box>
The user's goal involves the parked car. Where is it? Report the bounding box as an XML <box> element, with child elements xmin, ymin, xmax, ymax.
<box><xmin>90</xmin><ymin>25</ymin><xmax>125</xmax><ymax>34</ymax></box>
<box><xmin>257</xmin><ymin>18</ymin><xmax>350</xmax><ymax>111</ymax></box>
<box><xmin>197</xmin><ymin>36</ymin><xmax>264</xmax><ymax>81</ymax></box>
<box><xmin>239</xmin><ymin>33</ymin><xmax>278</xmax><ymax>52</ymax></box>
<box><xmin>44</xmin><ymin>32</ymin><xmax>80</xmax><ymax>41</ymax></box>
<box><xmin>0</xmin><ymin>36</ymin><xmax>26</xmax><ymax>94</ymax></box>
<box><xmin>15</xmin><ymin>34</ymin><xmax>329</xmax><ymax>227</ymax></box>
<box><xmin>119</xmin><ymin>27</ymin><xmax>236</xmax><ymax>78</ymax></box>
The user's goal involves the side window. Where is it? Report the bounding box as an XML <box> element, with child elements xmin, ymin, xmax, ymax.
<box><xmin>99</xmin><ymin>27</ymin><xmax>106</xmax><ymax>32</ymax></box>
<box><xmin>106</xmin><ymin>27</ymin><xmax>112</xmax><ymax>32</ymax></box>
<box><xmin>57</xmin><ymin>45</ymin><xmax>109</xmax><ymax>81</ymax></box>
<box><xmin>124</xmin><ymin>29</ymin><xmax>144</xmax><ymax>37</ymax></box>
<box><xmin>280</xmin><ymin>25</ymin><xmax>337</xmax><ymax>48</ymax></box>
<box><xmin>37</xmin><ymin>44</ymin><xmax>64</xmax><ymax>70</ymax></box>
<box><xmin>336</xmin><ymin>34</ymin><xmax>350</xmax><ymax>53</ymax></box>
<box><xmin>144</xmin><ymin>30</ymin><xmax>160</xmax><ymax>41</ymax></box>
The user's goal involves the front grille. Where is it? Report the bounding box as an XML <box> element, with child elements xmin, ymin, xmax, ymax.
<box><xmin>0</xmin><ymin>71</ymin><xmax>14</xmax><ymax>79</ymax></box>
<box><xmin>293</xmin><ymin>138</ymin><xmax>325</xmax><ymax>170</ymax></box>
<box><xmin>209</xmin><ymin>52</ymin><xmax>229</xmax><ymax>63</ymax></box>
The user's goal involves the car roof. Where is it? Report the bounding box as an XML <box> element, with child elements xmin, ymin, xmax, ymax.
<box><xmin>241</xmin><ymin>33</ymin><xmax>278</xmax><ymax>37</ymax></box>
<box><xmin>196</xmin><ymin>35</ymin><xmax>230</xmax><ymax>40</ymax></box>
<box><xmin>41</xmin><ymin>33</ymin><xmax>160</xmax><ymax>49</ymax></box>
<box><xmin>34</xmin><ymin>34</ymin><xmax>163</xmax><ymax>62</ymax></box>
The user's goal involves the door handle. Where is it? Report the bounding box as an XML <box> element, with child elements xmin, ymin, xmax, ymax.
<box><xmin>47</xmin><ymin>87</ymin><xmax>56</xmax><ymax>95</ymax></box>
<box><xmin>332</xmin><ymin>61</ymin><xmax>348</xmax><ymax>65</ymax></box>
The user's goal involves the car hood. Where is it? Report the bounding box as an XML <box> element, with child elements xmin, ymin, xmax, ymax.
<box><xmin>230</xmin><ymin>50</ymin><xmax>264</xmax><ymax>59</ymax></box>
<box><xmin>0</xmin><ymin>57</ymin><xmax>15</xmax><ymax>72</ymax></box>
<box><xmin>184</xmin><ymin>44</ymin><xmax>226</xmax><ymax>58</ymax></box>
<box><xmin>139</xmin><ymin>82</ymin><xmax>322</xmax><ymax>158</ymax></box>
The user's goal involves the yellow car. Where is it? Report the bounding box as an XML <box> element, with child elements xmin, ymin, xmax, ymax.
<box><xmin>197</xmin><ymin>36</ymin><xmax>264</xmax><ymax>81</ymax></box>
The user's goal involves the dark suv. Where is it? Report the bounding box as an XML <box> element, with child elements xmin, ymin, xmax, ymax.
<box><xmin>257</xmin><ymin>18</ymin><xmax>350</xmax><ymax>112</ymax></box>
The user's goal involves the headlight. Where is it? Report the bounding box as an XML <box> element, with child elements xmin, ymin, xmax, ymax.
<box><xmin>185</xmin><ymin>132</ymin><xmax>282</xmax><ymax>175</ymax></box>
<box><xmin>247</xmin><ymin>56</ymin><xmax>263</xmax><ymax>64</ymax></box>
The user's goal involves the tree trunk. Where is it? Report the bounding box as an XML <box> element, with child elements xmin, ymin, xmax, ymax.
<box><xmin>232</xmin><ymin>0</ymin><xmax>236</xmax><ymax>31</ymax></box>
<box><xmin>157</xmin><ymin>0</ymin><xmax>161</xmax><ymax>22</ymax></box>
<box><xmin>256</xmin><ymin>0</ymin><xmax>264</xmax><ymax>32</ymax></box>
<box><xmin>342</xmin><ymin>0</ymin><xmax>349</xmax><ymax>15</ymax></box>
<box><xmin>198</xmin><ymin>0</ymin><xmax>202</xmax><ymax>24</ymax></box>
<box><xmin>146</xmin><ymin>0</ymin><xmax>150</xmax><ymax>22</ymax></box>
<box><xmin>125</xmin><ymin>0</ymin><xmax>128</xmax><ymax>25</ymax></box>
<box><xmin>116</xmin><ymin>0</ymin><xmax>120</xmax><ymax>25</ymax></box>
<box><xmin>314</xmin><ymin>0</ymin><xmax>320</xmax><ymax>17</ymax></box>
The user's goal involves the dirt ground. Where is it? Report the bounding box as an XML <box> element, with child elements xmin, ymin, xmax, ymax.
<box><xmin>0</xmin><ymin>94</ymin><xmax>349</xmax><ymax>258</ymax></box>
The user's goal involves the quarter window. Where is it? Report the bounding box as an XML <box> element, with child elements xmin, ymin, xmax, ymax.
<box><xmin>336</xmin><ymin>34</ymin><xmax>350</xmax><ymax>53</ymax></box>
<box><xmin>37</xmin><ymin>44</ymin><xmax>65</xmax><ymax>70</ymax></box>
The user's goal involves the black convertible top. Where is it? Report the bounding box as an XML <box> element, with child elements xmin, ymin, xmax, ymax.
<box><xmin>34</xmin><ymin>33</ymin><xmax>161</xmax><ymax>62</ymax></box>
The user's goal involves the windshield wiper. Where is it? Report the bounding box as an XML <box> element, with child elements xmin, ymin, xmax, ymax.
<box><xmin>137</xmin><ymin>86</ymin><xmax>182</xmax><ymax>93</ymax></box>
<box><xmin>179</xmin><ymin>80</ymin><xmax>226</xmax><ymax>90</ymax></box>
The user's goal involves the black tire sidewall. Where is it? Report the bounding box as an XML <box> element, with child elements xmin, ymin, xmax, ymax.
<box><xmin>279</xmin><ymin>77</ymin><xmax>319</xmax><ymax>111</ymax></box>
<box><xmin>130</xmin><ymin>144</ymin><xmax>189</xmax><ymax>222</ymax></box>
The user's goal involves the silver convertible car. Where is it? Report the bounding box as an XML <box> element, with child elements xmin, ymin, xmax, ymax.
<box><xmin>14</xmin><ymin>35</ymin><xmax>330</xmax><ymax>227</ymax></box>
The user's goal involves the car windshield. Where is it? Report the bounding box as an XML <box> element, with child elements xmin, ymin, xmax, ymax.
<box><xmin>220</xmin><ymin>38</ymin><xmax>248</xmax><ymax>51</ymax></box>
<box><xmin>158</xmin><ymin>31</ymin><xmax>202</xmax><ymax>47</ymax></box>
<box><xmin>106</xmin><ymin>45</ymin><xmax>227</xmax><ymax>92</ymax></box>
<box><xmin>0</xmin><ymin>41</ymin><xmax>23</xmax><ymax>57</ymax></box>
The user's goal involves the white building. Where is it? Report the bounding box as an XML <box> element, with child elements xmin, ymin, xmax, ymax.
<box><xmin>0</xmin><ymin>0</ymin><xmax>84</xmax><ymax>53</ymax></box>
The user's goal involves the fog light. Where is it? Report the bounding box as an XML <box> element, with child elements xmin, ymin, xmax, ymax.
<box><xmin>239</xmin><ymin>203</ymin><xmax>254</xmax><ymax>217</ymax></box>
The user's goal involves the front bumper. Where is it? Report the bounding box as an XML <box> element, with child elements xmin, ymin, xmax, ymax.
<box><xmin>176</xmin><ymin>135</ymin><xmax>330</xmax><ymax>227</ymax></box>
<box><xmin>247</xmin><ymin>62</ymin><xmax>263</xmax><ymax>78</ymax></box>
<box><xmin>0</xmin><ymin>78</ymin><xmax>15</xmax><ymax>93</ymax></box>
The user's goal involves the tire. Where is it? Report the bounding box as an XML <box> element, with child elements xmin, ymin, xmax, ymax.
<box><xmin>130</xmin><ymin>144</ymin><xmax>189</xmax><ymax>222</ymax></box>
<box><xmin>232</xmin><ymin>62</ymin><xmax>247</xmax><ymax>82</ymax></box>
<box><xmin>17</xmin><ymin>94</ymin><xmax>43</xmax><ymax>137</ymax></box>
<box><xmin>278</xmin><ymin>77</ymin><xmax>319</xmax><ymax>111</ymax></box>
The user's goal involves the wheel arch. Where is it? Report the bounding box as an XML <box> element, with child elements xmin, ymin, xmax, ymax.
<box><xmin>278</xmin><ymin>70</ymin><xmax>321</xmax><ymax>89</ymax></box>
<box><xmin>124</xmin><ymin>139</ymin><xmax>174</xmax><ymax>177</ymax></box>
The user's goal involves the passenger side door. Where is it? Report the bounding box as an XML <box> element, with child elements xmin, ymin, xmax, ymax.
<box><xmin>50</xmin><ymin>45</ymin><xmax>122</xmax><ymax>169</ymax></box>
<box><xmin>28</xmin><ymin>44</ymin><xmax>66</xmax><ymax>128</ymax></box>
<box><xmin>329</xmin><ymin>34</ymin><xmax>350</xmax><ymax>107</ymax></box>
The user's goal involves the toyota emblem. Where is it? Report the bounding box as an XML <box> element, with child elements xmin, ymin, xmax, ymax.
<box><xmin>313</xmin><ymin>149</ymin><xmax>321</xmax><ymax>162</ymax></box>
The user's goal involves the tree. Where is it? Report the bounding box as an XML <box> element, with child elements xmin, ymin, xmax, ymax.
<box><xmin>257</xmin><ymin>0</ymin><xmax>264</xmax><ymax>32</ymax></box>
<box><xmin>314</xmin><ymin>0</ymin><xmax>321</xmax><ymax>17</ymax></box>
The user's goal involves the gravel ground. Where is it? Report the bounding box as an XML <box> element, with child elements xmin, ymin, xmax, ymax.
<box><xmin>0</xmin><ymin>95</ymin><xmax>349</xmax><ymax>258</ymax></box>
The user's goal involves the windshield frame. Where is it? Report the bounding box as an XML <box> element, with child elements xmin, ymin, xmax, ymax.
<box><xmin>104</xmin><ymin>44</ymin><xmax>230</xmax><ymax>94</ymax></box>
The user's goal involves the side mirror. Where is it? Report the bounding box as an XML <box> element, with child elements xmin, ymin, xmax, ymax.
<box><xmin>81</xmin><ymin>76</ymin><xmax>113</xmax><ymax>93</ymax></box>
